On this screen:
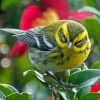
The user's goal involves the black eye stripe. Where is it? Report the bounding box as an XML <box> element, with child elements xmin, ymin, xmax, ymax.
<box><xmin>58</xmin><ymin>28</ymin><xmax>67</xmax><ymax>43</ymax></box>
<box><xmin>74</xmin><ymin>36</ymin><xmax>87</xmax><ymax>47</ymax></box>
<box><xmin>74</xmin><ymin>40</ymin><xmax>82</xmax><ymax>45</ymax></box>
<box><xmin>63</xmin><ymin>34</ymin><xmax>67</xmax><ymax>42</ymax></box>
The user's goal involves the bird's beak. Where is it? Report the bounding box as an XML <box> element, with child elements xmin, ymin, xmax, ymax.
<box><xmin>68</xmin><ymin>42</ymin><xmax>73</xmax><ymax>48</ymax></box>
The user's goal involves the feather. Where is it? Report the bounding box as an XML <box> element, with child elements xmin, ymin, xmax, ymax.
<box><xmin>0</xmin><ymin>28</ymin><xmax>25</xmax><ymax>34</ymax></box>
<box><xmin>0</xmin><ymin>27</ymin><xmax>54</xmax><ymax>51</ymax></box>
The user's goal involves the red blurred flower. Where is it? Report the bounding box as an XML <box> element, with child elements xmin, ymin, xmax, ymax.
<box><xmin>20</xmin><ymin>2</ymin><xmax>92</xmax><ymax>30</ymax></box>
<box><xmin>8</xmin><ymin>41</ymin><xmax>28</xmax><ymax>57</ymax></box>
<box><xmin>20</xmin><ymin>0</ymin><xmax>69</xmax><ymax>30</ymax></box>
<box><xmin>40</xmin><ymin>0</ymin><xmax>69</xmax><ymax>19</ymax></box>
<box><xmin>90</xmin><ymin>81</ymin><xmax>100</xmax><ymax>92</ymax></box>
<box><xmin>9</xmin><ymin>0</ymin><xmax>92</xmax><ymax>57</ymax></box>
<box><xmin>20</xmin><ymin>5</ymin><xmax>42</xmax><ymax>30</ymax></box>
<box><xmin>69</xmin><ymin>10</ymin><xmax>92</xmax><ymax>22</ymax></box>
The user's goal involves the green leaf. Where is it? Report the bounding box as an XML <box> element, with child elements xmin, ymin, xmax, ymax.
<box><xmin>84</xmin><ymin>19</ymin><xmax>100</xmax><ymax>39</ymax></box>
<box><xmin>23</xmin><ymin>70</ymin><xmax>35</xmax><ymax>77</ymax></box>
<box><xmin>95</xmin><ymin>0</ymin><xmax>100</xmax><ymax>10</ymax></box>
<box><xmin>80</xmin><ymin>93</ymin><xmax>100</xmax><ymax>100</ymax></box>
<box><xmin>94</xmin><ymin>15</ymin><xmax>100</xmax><ymax>23</ymax></box>
<box><xmin>90</xmin><ymin>60</ymin><xmax>100</xmax><ymax>69</ymax></box>
<box><xmin>1</xmin><ymin>0</ymin><xmax>21</xmax><ymax>10</ymax></box>
<box><xmin>34</xmin><ymin>71</ymin><xmax>49</xmax><ymax>87</ymax></box>
<box><xmin>70</xmin><ymin>68</ymin><xmax>81</xmax><ymax>74</ymax></box>
<box><xmin>69</xmin><ymin>69</ymin><xmax>100</xmax><ymax>88</ymax></box>
<box><xmin>80</xmin><ymin>6</ymin><xmax>100</xmax><ymax>16</ymax></box>
<box><xmin>59</xmin><ymin>90</ymin><xmax>69</xmax><ymax>100</ymax></box>
<box><xmin>0</xmin><ymin>90</ymin><xmax>5</xmax><ymax>99</ymax></box>
<box><xmin>34</xmin><ymin>71</ymin><xmax>45</xmax><ymax>83</ymax></box>
<box><xmin>76</xmin><ymin>86</ymin><xmax>90</xmax><ymax>100</ymax></box>
<box><xmin>6</xmin><ymin>93</ymin><xmax>30</xmax><ymax>100</ymax></box>
<box><xmin>65</xmin><ymin>89</ymin><xmax>75</xmax><ymax>100</ymax></box>
<box><xmin>82</xmin><ymin>0</ymin><xmax>96</xmax><ymax>7</ymax></box>
<box><xmin>0</xmin><ymin>84</ymin><xmax>18</xmax><ymax>97</ymax></box>
<box><xmin>69</xmin><ymin>0</ymin><xmax>84</xmax><ymax>10</ymax></box>
<box><xmin>58</xmin><ymin>90</ymin><xmax>74</xmax><ymax>100</ymax></box>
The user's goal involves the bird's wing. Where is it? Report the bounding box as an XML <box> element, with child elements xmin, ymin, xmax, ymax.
<box><xmin>0</xmin><ymin>20</ymin><xmax>67</xmax><ymax>51</ymax></box>
<box><xmin>25</xmin><ymin>26</ymin><xmax>55</xmax><ymax>51</ymax></box>
<box><xmin>0</xmin><ymin>27</ymin><xmax>55</xmax><ymax>51</ymax></box>
<box><xmin>34</xmin><ymin>21</ymin><xmax>67</xmax><ymax>50</ymax></box>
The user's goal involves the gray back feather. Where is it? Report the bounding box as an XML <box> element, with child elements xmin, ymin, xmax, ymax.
<box><xmin>0</xmin><ymin>26</ymin><xmax>53</xmax><ymax>51</ymax></box>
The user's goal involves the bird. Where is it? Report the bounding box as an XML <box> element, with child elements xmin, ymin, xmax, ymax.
<box><xmin>0</xmin><ymin>20</ymin><xmax>91</xmax><ymax>72</ymax></box>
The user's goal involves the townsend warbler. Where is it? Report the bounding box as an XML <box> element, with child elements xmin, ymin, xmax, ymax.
<box><xmin>0</xmin><ymin>20</ymin><xmax>91</xmax><ymax>72</ymax></box>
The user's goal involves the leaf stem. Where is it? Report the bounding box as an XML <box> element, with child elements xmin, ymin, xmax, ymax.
<box><xmin>73</xmin><ymin>92</ymin><xmax>77</xmax><ymax>100</ymax></box>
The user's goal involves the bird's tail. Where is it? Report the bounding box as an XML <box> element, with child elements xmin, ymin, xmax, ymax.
<box><xmin>0</xmin><ymin>28</ymin><xmax>35</xmax><ymax>46</ymax></box>
<box><xmin>0</xmin><ymin>27</ymin><xmax>43</xmax><ymax>48</ymax></box>
<box><xmin>0</xmin><ymin>28</ymin><xmax>25</xmax><ymax>35</ymax></box>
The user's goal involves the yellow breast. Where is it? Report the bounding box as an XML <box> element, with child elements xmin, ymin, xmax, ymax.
<box><xmin>50</xmin><ymin>43</ymin><xmax>91</xmax><ymax>72</ymax></box>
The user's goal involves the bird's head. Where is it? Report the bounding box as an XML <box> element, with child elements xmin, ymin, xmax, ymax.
<box><xmin>55</xmin><ymin>20</ymin><xmax>91</xmax><ymax>52</ymax></box>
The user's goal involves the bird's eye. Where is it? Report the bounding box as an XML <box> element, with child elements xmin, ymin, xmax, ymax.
<box><xmin>58</xmin><ymin>28</ymin><xmax>67</xmax><ymax>43</ymax></box>
<box><xmin>74</xmin><ymin>36</ymin><xmax>87</xmax><ymax>47</ymax></box>
<box><xmin>74</xmin><ymin>41</ymin><xmax>82</xmax><ymax>46</ymax></box>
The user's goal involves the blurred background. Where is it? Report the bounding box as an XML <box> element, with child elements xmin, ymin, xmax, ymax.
<box><xmin>0</xmin><ymin>0</ymin><xmax>100</xmax><ymax>99</ymax></box>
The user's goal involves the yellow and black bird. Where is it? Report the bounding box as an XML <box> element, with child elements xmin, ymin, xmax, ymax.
<box><xmin>0</xmin><ymin>20</ymin><xmax>91</xmax><ymax>72</ymax></box>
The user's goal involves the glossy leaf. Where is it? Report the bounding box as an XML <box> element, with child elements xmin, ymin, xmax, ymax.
<box><xmin>34</xmin><ymin>71</ymin><xmax>45</xmax><ymax>83</ymax></box>
<box><xmin>0</xmin><ymin>90</ymin><xmax>6</xmax><ymax>99</ymax></box>
<box><xmin>23</xmin><ymin>70</ymin><xmax>35</xmax><ymax>77</ymax></box>
<box><xmin>70</xmin><ymin>68</ymin><xmax>81</xmax><ymax>74</ymax></box>
<box><xmin>84</xmin><ymin>19</ymin><xmax>100</xmax><ymax>38</ymax></box>
<box><xmin>0</xmin><ymin>84</ymin><xmax>18</xmax><ymax>97</ymax></box>
<box><xmin>80</xmin><ymin>93</ymin><xmax>100</xmax><ymax>100</ymax></box>
<box><xmin>69</xmin><ymin>69</ymin><xmax>100</xmax><ymax>88</ymax></box>
<box><xmin>6</xmin><ymin>93</ymin><xmax>30</xmax><ymax>100</ymax></box>
<box><xmin>65</xmin><ymin>89</ymin><xmax>75</xmax><ymax>100</ymax></box>
<box><xmin>94</xmin><ymin>15</ymin><xmax>100</xmax><ymax>23</ymax></box>
<box><xmin>59</xmin><ymin>90</ymin><xmax>69</xmax><ymax>100</ymax></box>
<box><xmin>76</xmin><ymin>86</ymin><xmax>90</xmax><ymax>100</ymax></box>
<box><xmin>81</xmin><ymin>6</ymin><xmax>100</xmax><ymax>16</ymax></box>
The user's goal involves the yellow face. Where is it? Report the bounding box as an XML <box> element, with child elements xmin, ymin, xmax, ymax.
<box><xmin>55</xmin><ymin>20</ymin><xmax>91</xmax><ymax>53</ymax></box>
